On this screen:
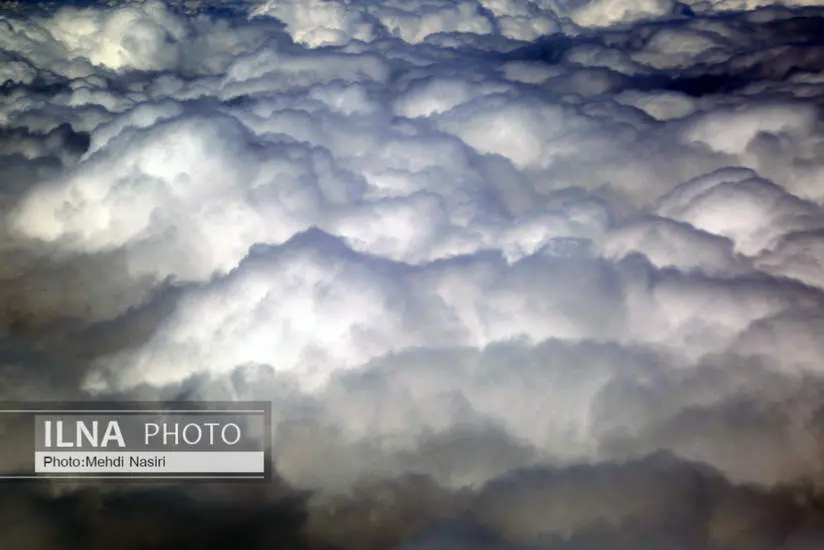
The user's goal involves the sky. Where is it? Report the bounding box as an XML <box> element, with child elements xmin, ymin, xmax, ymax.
<box><xmin>2</xmin><ymin>0</ymin><xmax>824</xmax><ymax>548</ymax></box>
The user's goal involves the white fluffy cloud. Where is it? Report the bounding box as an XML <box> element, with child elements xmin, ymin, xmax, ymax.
<box><xmin>4</xmin><ymin>0</ymin><xmax>824</xmax><ymax>547</ymax></box>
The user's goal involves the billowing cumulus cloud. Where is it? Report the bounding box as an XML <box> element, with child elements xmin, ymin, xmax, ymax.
<box><xmin>4</xmin><ymin>0</ymin><xmax>824</xmax><ymax>548</ymax></box>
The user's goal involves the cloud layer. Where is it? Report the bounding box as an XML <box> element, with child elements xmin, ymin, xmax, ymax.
<box><xmin>3</xmin><ymin>0</ymin><xmax>824</xmax><ymax>548</ymax></box>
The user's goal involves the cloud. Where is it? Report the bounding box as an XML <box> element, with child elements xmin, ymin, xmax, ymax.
<box><xmin>4</xmin><ymin>0</ymin><xmax>824</xmax><ymax>549</ymax></box>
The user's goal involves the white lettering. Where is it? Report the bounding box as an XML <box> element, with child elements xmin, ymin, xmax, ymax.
<box><xmin>101</xmin><ymin>421</ymin><xmax>126</xmax><ymax>448</ymax></box>
<box><xmin>43</xmin><ymin>420</ymin><xmax>125</xmax><ymax>448</ymax></box>
<box><xmin>222</xmin><ymin>423</ymin><xmax>241</xmax><ymax>445</ymax></box>
<box><xmin>182</xmin><ymin>423</ymin><xmax>202</xmax><ymax>445</ymax></box>
<box><xmin>144</xmin><ymin>423</ymin><xmax>159</xmax><ymax>445</ymax></box>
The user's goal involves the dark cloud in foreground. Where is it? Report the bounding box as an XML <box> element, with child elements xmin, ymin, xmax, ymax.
<box><xmin>3</xmin><ymin>0</ymin><xmax>824</xmax><ymax>548</ymax></box>
<box><xmin>3</xmin><ymin>454</ymin><xmax>824</xmax><ymax>549</ymax></box>
<box><xmin>0</xmin><ymin>482</ymin><xmax>312</xmax><ymax>550</ymax></box>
